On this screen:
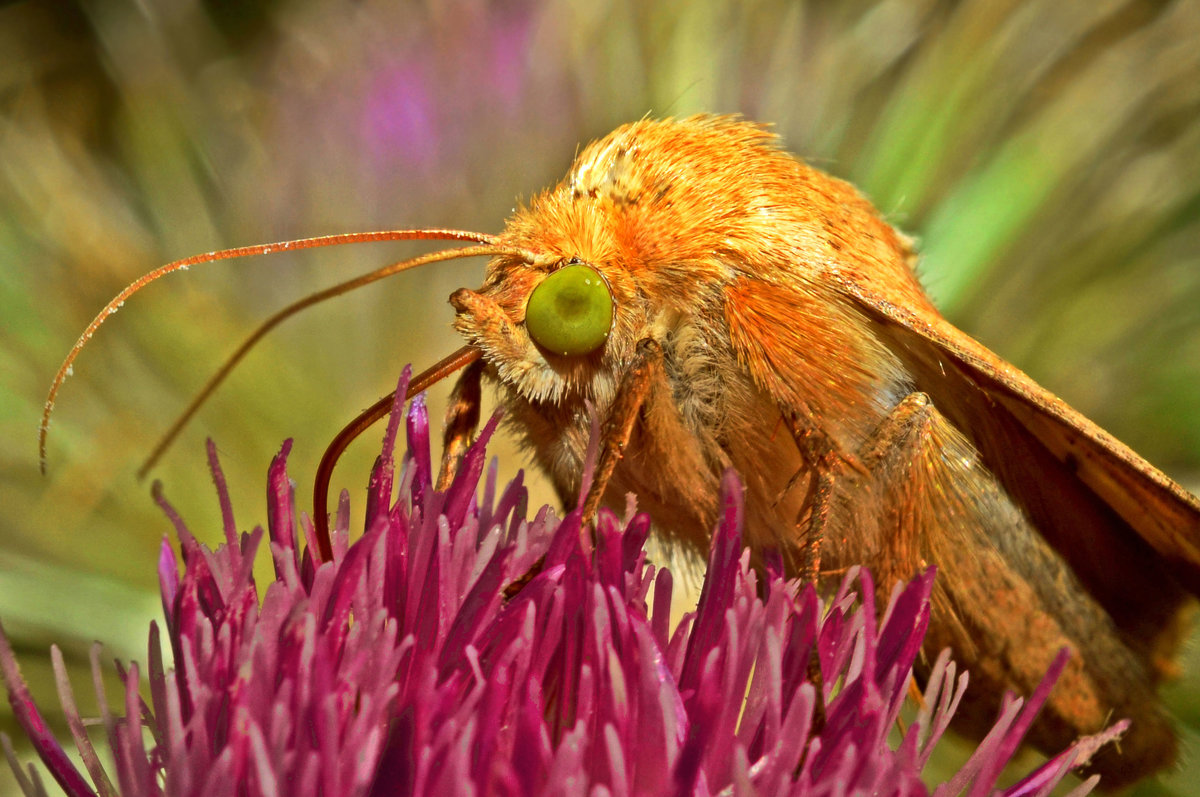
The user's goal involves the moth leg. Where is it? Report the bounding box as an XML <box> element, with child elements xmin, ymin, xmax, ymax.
<box><xmin>788</xmin><ymin>425</ymin><xmax>835</xmax><ymax>583</ymax></box>
<box><xmin>581</xmin><ymin>338</ymin><xmax>664</xmax><ymax>525</ymax></box>
<box><xmin>503</xmin><ymin>340</ymin><xmax>663</xmax><ymax>600</ymax></box>
<box><xmin>856</xmin><ymin>391</ymin><xmax>1174</xmax><ymax>787</ymax></box>
<box><xmin>781</xmin><ymin>418</ymin><xmax>863</xmax><ymax>736</ymax></box>
<box><xmin>783</xmin><ymin>417</ymin><xmax>866</xmax><ymax>583</ymax></box>
<box><xmin>435</xmin><ymin>357</ymin><xmax>484</xmax><ymax>490</ymax></box>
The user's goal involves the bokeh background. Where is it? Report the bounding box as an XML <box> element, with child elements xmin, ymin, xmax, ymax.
<box><xmin>2</xmin><ymin>0</ymin><xmax>1199</xmax><ymax>793</ymax></box>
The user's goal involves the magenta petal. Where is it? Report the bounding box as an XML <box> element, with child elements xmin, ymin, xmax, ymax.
<box><xmin>266</xmin><ymin>439</ymin><xmax>297</xmax><ymax>577</ymax></box>
<box><xmin>0</xmin><ymin>625</ymin><xmax>96</xmax><ymax>797</ymax></box>
<box><xmin>2</xmin><ymin>368</ymin><xmax>1126</xmax><ymax>796</ymax></box>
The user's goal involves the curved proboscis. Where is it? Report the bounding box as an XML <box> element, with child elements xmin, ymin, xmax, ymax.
<box><xmin>310</xmin><ymin>345</ymin><xmax>484</xmax><ymax>562</ymax></box>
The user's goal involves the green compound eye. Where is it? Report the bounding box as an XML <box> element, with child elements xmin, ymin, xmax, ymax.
<box><xmin>525</xmin><ymin>263</ymin><xmax>614</xmax><ymax>357</ymax></box>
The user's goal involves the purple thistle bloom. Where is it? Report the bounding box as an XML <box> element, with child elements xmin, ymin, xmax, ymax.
<box><xmin>2</xmin><ymin>367</ymin><xmax>1125</xmax><ymax>796</ymax></box>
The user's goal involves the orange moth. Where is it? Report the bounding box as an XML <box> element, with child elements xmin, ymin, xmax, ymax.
<box><xmin>42</xmin><ymin>116</ymin><xmax>1200</xmax><ymax>788</ymax></box>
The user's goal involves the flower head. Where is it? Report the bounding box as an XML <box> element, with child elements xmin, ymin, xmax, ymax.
<box><xmin>2</xmin><ymin>368</ymin><xmax>1124</xmax><ymax>796</ymax></box>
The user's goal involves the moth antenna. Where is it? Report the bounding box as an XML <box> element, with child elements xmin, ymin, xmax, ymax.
<box><xmin>311</xmin><ymin>345</ymin><xmax>483</xmax><ymax>562</ymax></box>
<box><xmin>38</xmin><ymin>228</ymin><xmax>518</xmax><ymax>473</ymax></box>
<box><xmin>134</xmin><ymin>241</ymin><xmax>528</xmax><ymax>479</ymax></box>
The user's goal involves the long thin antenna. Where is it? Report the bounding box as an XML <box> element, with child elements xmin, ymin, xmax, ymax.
<box><xmin>39</xmin><ymin>229</ymin><xmax>507</xmax><ymax>473</ymax></box>
<box><xmin>135</xmin><ymin>242</ymin><xmax>521</xmax><ymax>478</ymax></box>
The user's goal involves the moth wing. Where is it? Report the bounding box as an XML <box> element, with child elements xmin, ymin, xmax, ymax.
<box><xmin>864</xmin><ymin>297</ymin><xmax>1200</xmax><ymax>573</ymax></box>
<box><xmin>852</xmin><ymin>293</ymin><xmax>1200</xmax><ymax>665</ymax></box>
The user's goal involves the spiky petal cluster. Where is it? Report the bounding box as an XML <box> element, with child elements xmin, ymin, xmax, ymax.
<box><xmin>1</xmin><ymin>368</ymin><xmax>1123</xmax><ymax>796</ymax></box>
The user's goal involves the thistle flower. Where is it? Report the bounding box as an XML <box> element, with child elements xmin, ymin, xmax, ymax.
<box><xmin>1</xmin><ymin>368</ymin><xmax>1124</xmax><ymax>796</ymax></box>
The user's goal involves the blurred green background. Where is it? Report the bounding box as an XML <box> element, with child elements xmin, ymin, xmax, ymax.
<box><xmin>2</xmin><ymin>0</ymin><xmax>1199</xmax><ymax>793</ymax></box>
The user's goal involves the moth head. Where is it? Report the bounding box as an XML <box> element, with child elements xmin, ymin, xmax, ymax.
<box><xmin>451</xmin><ymin>116</ymin><xmax>790</xmax><ymax>408</ymax></box>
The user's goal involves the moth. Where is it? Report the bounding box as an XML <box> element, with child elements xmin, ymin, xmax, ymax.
<box><xmin>43</xmin><ymin>116</ymin><xmax>1200</xmax><ymax>788</ymax></box>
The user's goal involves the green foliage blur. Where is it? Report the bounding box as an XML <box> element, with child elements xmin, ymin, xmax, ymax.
<box><xmin>1</xmin><ymin>0</ymin><xmax>1197</xmax><ymax>794</ymax></box>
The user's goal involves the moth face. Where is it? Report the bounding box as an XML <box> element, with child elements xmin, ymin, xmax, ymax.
<box><xmin>451</xmin><ymin>254</ymin><xmax>632</xmax><ymax>410</ymax></box>
<box><xmin>450</xmin><ymin>116</ymin><xmax>763</xmax><ymax>410</ymax></box>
